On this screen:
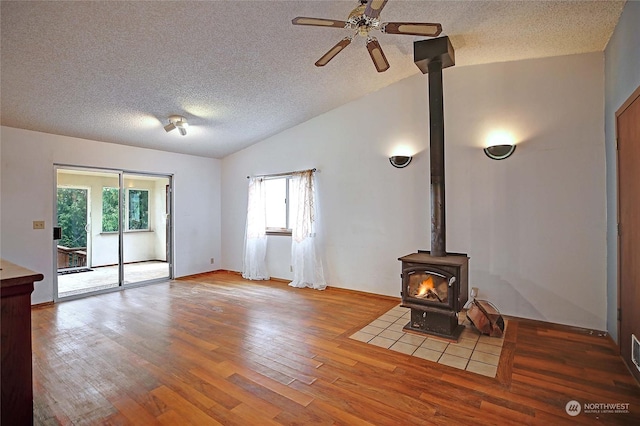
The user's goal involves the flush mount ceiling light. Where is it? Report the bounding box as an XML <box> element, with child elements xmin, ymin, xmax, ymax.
<box><xmin>164</xmin><ymin>115</ymin><xmax>188</xmax><ymax>136</ymax></box>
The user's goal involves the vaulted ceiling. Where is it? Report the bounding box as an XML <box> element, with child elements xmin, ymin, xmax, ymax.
<box><xmin>0</xmin><ymin>1</ymin><xmax>625</xmax><ymax>158</ymax></box>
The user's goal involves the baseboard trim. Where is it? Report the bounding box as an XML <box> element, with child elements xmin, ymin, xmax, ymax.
<box><xmin>502</xmin><ymin>314</ymin><xmax>609</xmax><ymax>338</ymax></box>
<box><xmin>178</xmin><ymin>270</ymin><xmax>401</xmax><ymax>302</ymax></box>
<box><xmin>32</xmin><ymin>301</ymin><xmax>54</xmax><ymax>310</ymax></box>
<box><xmin>606</xmin><ymin>333</ymin><xmax>620</xmax><ymax>353</ymax></box>
<box><xmin>210</xmin><ymin>269</ymin><xmax>242</xmax><ymax>276</ymax></box>
<box><xmin>326</xmin><ymin>286</ymin><xmax>401</xmax><ymax>302</ymax></box>
<box><xmin>175</xmin><ymin>269</ymin><xmax>239</xmax><ymax>280</ymax></box>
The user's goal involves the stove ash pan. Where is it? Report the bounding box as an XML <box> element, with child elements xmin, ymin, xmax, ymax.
<box><xmin>399</xmin><ymin>252</ymin><xmax>469</xmax><ymax>313</ymax></box>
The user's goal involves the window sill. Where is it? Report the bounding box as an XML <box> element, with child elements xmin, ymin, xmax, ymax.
<box><xmin>100</xmin><ymin>229</ymin><xmax>153</xmax><ymax>235</ymax></box>
<box><xmin>266</xmin><ymin>229</ymin><xmax>292</xmax><ymax>236</ymax></box>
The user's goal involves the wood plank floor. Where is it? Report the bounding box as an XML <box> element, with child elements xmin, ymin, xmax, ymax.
<box><xmin>32</xmin><ymin>272</ymin><xmax>640</xmax><ymax>425</ymax></box>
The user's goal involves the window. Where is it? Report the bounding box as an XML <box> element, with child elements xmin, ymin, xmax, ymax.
<box><xmin>265</xmin><ymin>177</ymin><xmax>292</xmax><ymax>234</ymax></box>
<box><xmin>128</xmin><ymin>189</ymin><xmax>149</xmax><ymax>230</ymax></box>
<box><xmin>102</xmin><ymin>187</ymin><xmax>119</xmax><ymax>232</ymax></box>
<box><xmin>101</xmin><ymin>187</ymin><xmax>149</xmax><ymax>232</ymax></box>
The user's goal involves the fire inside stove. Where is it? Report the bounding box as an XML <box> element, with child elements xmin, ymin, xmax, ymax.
<box><xmin>408</xmin><ymin>272</ymin><xmax>451</xmax><ymax>305</ymax></box>
<box><xmin>412</xmin><ymin>274</ymin><xmax>449</xmax><ymax>303</ymax></box>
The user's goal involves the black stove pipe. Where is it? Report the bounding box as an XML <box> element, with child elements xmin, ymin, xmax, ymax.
<box><xmin>414</xmin><ymin>37</ymin><xmax>455</xmax><ymax>258</ymax></box>
<box><xmin>428</xmin><ymin>60</ymin><xmax>446</xmax><ymax>257</ymax></box>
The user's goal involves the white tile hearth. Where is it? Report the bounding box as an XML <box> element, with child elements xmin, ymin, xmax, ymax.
<box><xmin>350</xmin><ymin>305</ymin><xmax>506</xmax><ymax>378</ymax></box>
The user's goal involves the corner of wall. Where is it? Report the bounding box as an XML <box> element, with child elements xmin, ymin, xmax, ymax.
<box><xmin>603</xmin><ymin>0</ymin><xmax>640</xmax><ymax>344</ymax></box>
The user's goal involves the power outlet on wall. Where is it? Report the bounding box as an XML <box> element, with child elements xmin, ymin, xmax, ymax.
<box><xmin>210</xmin><ymin>258</ymin><xmax>215</xmax><ymax>264</ymax></box>
<box><xmin>290</xmin><ymin>265</ymin><xmax>293</xmax><ymax>272</ymax></box>
<box><xmin>470</xmin><ymin>287</ymin><xmax>479</xmax><ymax>298</ymax></box>
<box><xmin>33</xmin><ymin>220</ymin><xmax>45</xmax><ymax>229</ymax></box>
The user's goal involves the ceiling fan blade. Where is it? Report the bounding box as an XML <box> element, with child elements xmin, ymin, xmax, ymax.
<box><xmin>315</xmin><ymin>38</ymin><xmax>352</xmax><ymax>67</ymax></box>
<box><xmin>366</xmin><ymin>38</ymin><xmax>389</xmax><ymax>73</ymax></box>
<box><xmin>364</xmin><ymin>0</ymin><xmax>389</xmax><ymax>19</ymax></box>
<box><xmin>292</xmin><ymin>17</ymin><xmax>348</xmax><ymax>28</ymax></box>
<box><xmin>382</xmin><ymin>22</ymin><xmax>442</xmax><ymax>37</ymax></box>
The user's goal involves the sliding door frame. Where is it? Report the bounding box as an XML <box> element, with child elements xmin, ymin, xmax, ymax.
<box><xmin>53</xmin><ymin>164</ymin><xmax>174</xmax><ymax>302</ymax></box>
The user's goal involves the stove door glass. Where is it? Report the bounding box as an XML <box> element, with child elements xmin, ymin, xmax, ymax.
<box><xmin>407</xmin><ymin>270</ymin><xmax>452</xmax><ymax>305</ymax></box>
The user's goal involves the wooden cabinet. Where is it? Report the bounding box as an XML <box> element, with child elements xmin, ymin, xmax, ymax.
<box><xmin>1</xmin><ymin>259</ymin><xmax>43</xmax><ymax>426</ymax></box>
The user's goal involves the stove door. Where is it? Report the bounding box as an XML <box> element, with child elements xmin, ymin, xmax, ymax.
<box><xmin>403</xmin><ymin>266</ymin><xmax>455</xmax><ymax>308</ymax></box>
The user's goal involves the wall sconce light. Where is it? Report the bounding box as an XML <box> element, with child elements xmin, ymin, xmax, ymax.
<box><xmin>389</xmin><ymin>155</ymin><xmax>412</xmax><ymax>168</ymax></box>
<box><xmin>484</xmin><ymin>144</ymin><xmax>516</xmax><ymax>160</ymax></box>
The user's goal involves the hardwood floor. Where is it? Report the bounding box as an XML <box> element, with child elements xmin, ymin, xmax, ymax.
<box><xmin>32</xmin><ymin>272</ymin><xmax>640</xmax><ymax>425</ymax></box>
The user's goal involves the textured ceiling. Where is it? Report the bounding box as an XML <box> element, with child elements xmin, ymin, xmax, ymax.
<box><xmin>0</xmin><ymin>0</ymin><xmax>625</xmax><ymax>159</ymax></box>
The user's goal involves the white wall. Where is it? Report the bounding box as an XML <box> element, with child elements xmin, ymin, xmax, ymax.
<box><xmin>222</xmin><ymin>52</ymin><xmax>607</xmax><ymax>331</ymax></box>
<box><xmin>0</xmin><ymin>127</ymin><xmax>222</xmax><ymax>304</ymax></box>
<box><xmin>604</xmin><ymin>1</ymin><xmax>640</xmax><ymax>343</ymax></box>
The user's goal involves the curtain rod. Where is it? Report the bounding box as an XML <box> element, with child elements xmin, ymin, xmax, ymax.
<box><xmin>246</xmin><ymin>168</ymin><xmax>317</xmax><ymax>179</ymax></box>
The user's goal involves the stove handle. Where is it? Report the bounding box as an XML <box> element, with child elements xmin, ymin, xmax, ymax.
<box><xmin>448</xmin><ymin>276</ymin><xmax>456</xmax><ymax>287</ymax></box>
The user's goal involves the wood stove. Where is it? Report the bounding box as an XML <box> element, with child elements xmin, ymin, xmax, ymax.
<box><xmin>399</xmin><ymin>251</ymin><xmax>468</xmax><ymax>340</ymax></box>
<box><xmin>397</xmin><ymin>37</ymin><xmax>470</xmax><ymax>340</ymax></box>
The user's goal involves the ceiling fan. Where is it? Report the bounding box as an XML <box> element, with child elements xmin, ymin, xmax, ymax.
<box><xmin>292</xmin><ymin>0</ymin><xmax>442</xmax><ymax>73</ymax></box>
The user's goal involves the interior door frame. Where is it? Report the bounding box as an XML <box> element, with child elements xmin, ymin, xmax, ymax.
<box><xmin>53</xmin><ymin>164</ymin><xmax>174</xmax><ymax>301</ymax></box>
<box><xmin>615</xmin><ymin>84</ymin><xmax>640</xmax><ymax>366</ymax></box>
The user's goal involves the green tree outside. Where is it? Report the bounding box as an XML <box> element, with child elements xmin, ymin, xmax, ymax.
<box><xmin>102</xmin><ymin>187</ymin><xmax>119</xmax><ymax>232</ymax></box>
<box><xmin>128</xmin><ymin>189</ymin><xmax>149</xmax><ymax>230</ymax></box>
<box><xmin>56</xmin><ymin>188</ymin><xmax>87</xmax><ymax>248</ymax></box>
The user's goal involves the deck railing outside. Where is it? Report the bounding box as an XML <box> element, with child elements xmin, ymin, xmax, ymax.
<box><xmin>57</xmin><ymin>246</ymin><xmax>87</xmax><ymax>269</ymax></box>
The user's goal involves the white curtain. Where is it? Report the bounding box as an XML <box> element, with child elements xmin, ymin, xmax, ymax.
<box><xmin>242</xmin><ymin>177</ymin><xmax>269</xmax><ymax>280</ymax></box>
<box><xmin>289</xmin><ymin>170</ymin><xmax>326</xmax><ymax>290</ymax></box>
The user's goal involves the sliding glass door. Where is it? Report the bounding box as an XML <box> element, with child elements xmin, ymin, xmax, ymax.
<box><xmin>55</xmin><ymin>166</ymin><xmax>172</xmax><ymax>300</ymax></box>
<box><xmin>122</xmin><ymin>172</ymin><xmax>171</xmax><ymax>286</ymax></box>
<box><xmin>56</xmin><ymin>168</ymin><xmax>120</xmax><ymax>297</ymax></box>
